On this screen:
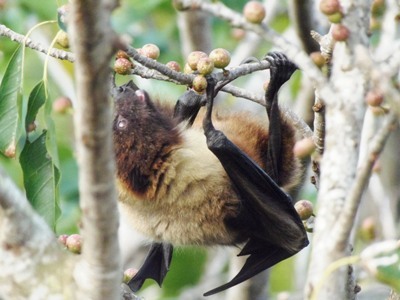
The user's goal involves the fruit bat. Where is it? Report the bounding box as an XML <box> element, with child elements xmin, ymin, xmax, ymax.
<box><xmin>113</xmin><ymin>52</ymin><xmax>309</xmax><ymax>296</ymax></box>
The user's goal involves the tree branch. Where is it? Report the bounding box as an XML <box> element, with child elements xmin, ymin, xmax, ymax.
<box><xmin>0</xmin><ymin>167</ymin><xmax>75</xmax><ymax>299</ymax></box>
<box><xmin>335</xmin><ymin>112</ymin><xmax>398</xmax><ymax>248</ymax></box>
<box><xmin>68</xmin><ymin>0</ymin><xmax>121</xmax><ymax>299</ymax></box>
<box><xmin>0</xmin><ymin>24</ymin><xmax>75</xmax><ymax>62</ymax></box>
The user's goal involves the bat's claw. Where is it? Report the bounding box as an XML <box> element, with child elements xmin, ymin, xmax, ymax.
<box><xmin>264</xmin><ymin>52</ymin><xmax>298</xmax><ymax>92</ymax></box>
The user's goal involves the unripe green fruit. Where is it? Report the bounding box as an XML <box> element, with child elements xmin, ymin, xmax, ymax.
<box><xmin>197</xmin><ymin>57</ymin><xmax>214</xmax><ymax>75</ymax></box>
<box><xmin>56</xmin><ymin>30</ymin><xmax>69</xmax><ymax>48</ymax></box>
<box><xmin>209</xmin><ymin>48</ymin><xmax>231</xmax><ymax>69</ymax></box>
<box><xmin>294</xmin><ymin>200</ymin><xmax>314</xmax><ymax>221</ymax></box>
<box><xmin>114</xmin><ymin>58</ymin><xmax>133</xmax><ymax>75</ymax></box>
<box><xmin>166</xmin><ymin>61</ymin><xmax>181</xmax><ymax>72</ymax></box>
<box><xmin>371</xmin><ymin>0</ymin><xmax>385</xmax><ymax>16</ymax></box>
<box><xmin>192</xmin><ymin>75</ymin><xmax>207</xmax><ymax>94</ymax></box>
<box><xmin>187</xmin><ymin>51</ymin><xmax>208</xmax><ymax>71</ymax></box>
<box><xmin>332</xmin><ymin>24</ymin><xmax>350</xmax><ymax>41</ymax></box>
<box><xmin>141</xmin><ymin>43</ymin><xmax>160</xmax><ymax>60</ymax></box>
<box><xmin>66</xmin><ymin>234</ymin><xmax>82</xmax><ymax>254</ymax></box>
<box><xmin>243</xmin><ymin>1</ymin><xmax>266</xmax><ymax>24</ymax></box>
<box><xmin>327</xmin><ymin>11</ymin><xmax>343</xmax><ymax>23</ymax></box>
<box><xmin>359</xmin><ymin>217</ymin><xmax>376</xmax><ymax>241</ymax></box>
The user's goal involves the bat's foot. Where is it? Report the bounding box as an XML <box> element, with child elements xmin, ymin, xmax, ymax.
<box><xmin>264</xmin><ymin>52</ymin><xmax>298</xmax><ymax>88</ymax></box>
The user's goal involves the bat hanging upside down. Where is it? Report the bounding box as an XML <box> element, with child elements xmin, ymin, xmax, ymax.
<box><xmin>112</xmin><ymin>52</ymin><xmax>309</xmax><ymax>296</ymax></box>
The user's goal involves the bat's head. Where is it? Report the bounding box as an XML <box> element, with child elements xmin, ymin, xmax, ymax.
<box><xmin>113</xmin><ymin>81</ymin><xmax>181</xmax><ymax>195</ymax></box>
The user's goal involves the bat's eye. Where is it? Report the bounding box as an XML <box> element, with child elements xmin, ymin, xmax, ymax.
<box><xmin>117</xmin><ymin>116</ymin><xmax>128</xmax><ymax>130</ymax></box>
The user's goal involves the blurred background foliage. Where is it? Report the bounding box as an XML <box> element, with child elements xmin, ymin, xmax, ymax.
<box><xmin>0</xmin><ymin>0</ymin><xmax>306</xmax><ymax>298</ymax></box>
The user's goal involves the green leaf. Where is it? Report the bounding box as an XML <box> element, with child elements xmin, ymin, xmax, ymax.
<box><xmin>361</xmin><ymin>240</ymin><xmax>400</xmax><ymax>292</ymax></box>
<box><xmin>20</xmin><ymin>131</ymin><xmax>60</xmax><ymax>230</ymax></box>
<box><xmin>0</xmin><ymin>45</ymin><xmax>24</xmax><ymax>158</ymax></box>
<box><xmin>26</xmin><ymin>81</ymin><xmax>46</xmax><ymax>126</ymax></box>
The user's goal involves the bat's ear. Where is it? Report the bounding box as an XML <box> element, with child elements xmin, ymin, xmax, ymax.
<box><xmin>113</xmin><ymin>80</ymin><xmax>140</xmax><ymax>100</ymax></box>
<box><xmin>125</xmin><ymin>80</ymin><xmax>140</xmax><ymax>91</ymax></box>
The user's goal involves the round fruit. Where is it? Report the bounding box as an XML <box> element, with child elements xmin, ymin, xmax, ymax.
<box><xmin>116</xmin><ymin>50</ymin><xmax>130</xmax><ymax>59</ymax></box>
<box><xmin>243</xmin><ymin>1</ymin><xmax>266</xmax><ymax>24</ymax></box>
<box><xmin>56</xmin><ymin>30</ymin><xmax>69</xmax><ymax>48</ymax></box>
<box><xmin>332</xmin><ymin>24</ymin><xmax>350</xmax><ymax>41</ymax></box>
<box><xmin>310</xmin><ymin>52</ymin><xmax>326</xmax><ymax>68</ymax></box>
<box><xmin>166</xmin><ymin>61</ymin><xmax>181</xmax><ymax>72</ymax></box>
<box><xmin>66</xmin><ymin>234</ymin><xmax>82</xmax><ymax>254</ymax></box>
<box><xmin>187</xmin><ymin>51</ymin><xmax>208</xmax><ymax>71</ymax></box>
<box><xmin>123</xmin><ymin>268</ymin><xmax>138</xmax><ymax>284</ymax></box>
<box><xmin>319</xmin><ymin>0</ymin><xmax>341</xmax><ymax>15</ymax></box>
<box><xmin>209</xmin><ymin>48</ymin><xmax>231</xmax><ymax>69</ymax></box>
<box><xmin>293</xmin><ymin>138</ymin><xmax>316</xmax><ymax>158</ymax></box>
<box><xmin>197</xmin><ymin>57</ymin><xmax>214</xmax><ymax>75</ymax></box>
<box><xmin>141</xmin><ymin>43</ymin><xmax>160</xmax><ymax>60</ymax></box>
<box><xmin>365</xmin><ymin>90</ymin><xmax>384</xmax><ymax>107</ymax></box>
<box><xmin>327</xmin><ymin>11</ymin><xmax>343</xmax><ymax>23</ymax></box>
<box><xmin>114</xmin><ymin>58</ymin><xmax>133</xmax><ymax>75</ymax></box>
<box><xmin>192</xmin><ymin>75</ymin><xmax>207</xmax><ymax>94</ymax></box>
<box><xmin>53</xmin><ymin>96</ymin><xmax>73</xmax><ymax>114</ymax></box>
<box><xmin>294</xmin><ymin>200</ymin><xmax>314</xmax><ymax>220</ymax></box>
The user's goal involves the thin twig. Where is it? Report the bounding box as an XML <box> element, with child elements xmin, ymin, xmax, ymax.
<box><xmin>174</xmin><ymin>0</ymin><xmax>326</xmax><ymax>88</ymax></box>
<box><xmin>0</xmin><ymin>24</ymin><xmax>75</xmax><ymax>62</ymax></box>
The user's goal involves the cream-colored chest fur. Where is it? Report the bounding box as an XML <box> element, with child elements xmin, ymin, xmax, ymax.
<box><xmin>118</xmin><ymin>127</ymin><xmax>240</xmax><ymax>246</ymax></box>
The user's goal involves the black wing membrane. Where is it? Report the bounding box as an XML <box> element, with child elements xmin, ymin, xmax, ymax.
<box><xmin>202</xmin><ymin>52</ymin><xmax>308</xmax><ymax>296</ymax></box>
<box><xmin>128</xmin><ymin>242</ymin><xmax>173</xmax><ymax>292</ymax></box>
<box><xmin>202</xmin><ymin>135</ymin><xmax>307</xmax><ymax>296</ymax></box>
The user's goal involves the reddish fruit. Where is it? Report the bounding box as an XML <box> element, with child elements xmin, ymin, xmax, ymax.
<box><xmin>243</xmin><ymin>1</ymin><xmax>266</xmax><ymax>24</ymax></box>
<box><xmin>197</xmin><ymin>57</ymin><xmax>214</xmax><ymax>75</ymax></box>
<box><xmin>365</xmin><ymin>90</ymin><xmax>384</xmax><ymax>107</ymax></box>
<box><xmin>231</xmin><ymin>28</ymin><xmax>246</xmax><ymax>41</ymax></box>
<box><xmin>293</xmin><ymin>138</ymin><xmax>316</xmax><ymax>158</ymax></box>
<box><xmin>192</xmin><ymin>75</ymin><xmax>207</xmax><ymax>94</ymax></box>
<box><xmin>66</xmin><ymin>234</ymin><xmax>82</xmax><ymax>254</ymax></box>
<box><xmin>53</xmin><ymin>96</ymin><xmax>73</xmax><ymax>114</ymax></box>
<box><xmin>332</xmin><ymin>24</ymin><xmax>350</xmax><ymax>41</ymax></box>
<box><xmin>123</xmin><ymin>268</ymin><xmax>138</xmax><ymax>284</ymax></box>
<box><xmin>141</xmin><ymin>44</ymin><xmax>160</xmax><ymax>60</ymax></box>
<box><xmin>116</xmin><ymin>50</ymin><xmax>130</xmax><ymax>59</ymax></box>
<box><xmin>187</xmin><ymin>51</ymin><xmax>208</xmax><ymax>71</ymax></box>
<box><xmin>58</xmin><ymin>234</ymin><xmax>68</xmax><ymax>247</ymax></box>
<box><xmin>4</xmin><ymin>143</ymin><xmax>16</xmax><ymax>158</ymax></box>
<box><xmin>209</xmin><ymin>48</ymin><xmax>231</xmax><ymax>69</ymax></box>
<box><xmin>319</xmin><ymin>0</ymin><xmax>341</xmax><ymax>15</ymax></box>
<box><xmin>166</xmin><ymin>61</ymin><xmax>181</xmax><ymax>72</ymax></box>
<box><xmin>294</xmin><ymin>200</ymin><xmax>314</xmax><ymax>220</ymax></box>
<box><xmin>114</xmin><ymin>58</ymin><xmax>133</xmax><ymax>75</ymax></box>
